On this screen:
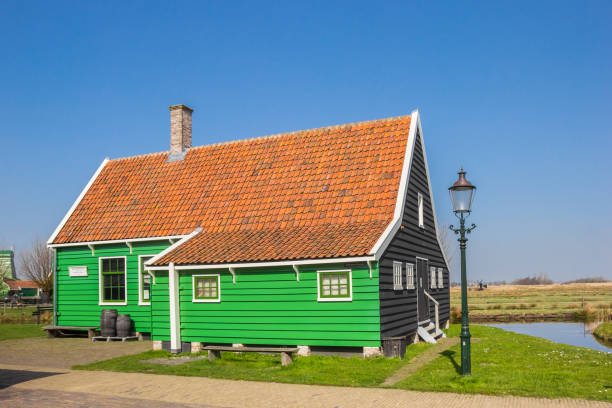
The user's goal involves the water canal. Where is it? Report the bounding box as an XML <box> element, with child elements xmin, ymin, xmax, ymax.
<box><xmin>485</xmin><ymin>321</ymin><xmax>611</xmax><ymax>353</ymax></box>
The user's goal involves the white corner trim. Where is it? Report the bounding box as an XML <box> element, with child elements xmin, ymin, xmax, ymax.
<box><xmin>192</xmin><ymin>274</ymin><xmax>221</xmax><ymax>303</ymax></box>
<box><xmin>47</xmin><ymin>157</ymin><xmax>110</xmax><ymax>245</ymax></box>
<box><xmin>144</xmin><ymin>228</ymin><xmax>202</xmax><ymax>266</ymax></box>
<box><xmin>168</xmin><ymin>262</ymin><xmax>181</xmax><ymax>352</ymax></box>
<box><xmin>138</xmin><ymin>254</ymin><xmax>156</xmax><ymax>306</ymax></box>
<box><xmin>145</xmin><ymin>255</ymin><xmax>376</xmax><ymax>271</ymax></box>
<box><xmin>98</xmin><ymin>256</ymin><xmax>128</xmax><ymax>306</ymax></box>
<box><xmin>317</xmin><ymin>269</ymin><xmax>353</xmax><ymax>302</ymax></box>
<box><xmin>370</xmin><ymin>110</ymin><xmax>419</xmax><ymax>259</ymax></box>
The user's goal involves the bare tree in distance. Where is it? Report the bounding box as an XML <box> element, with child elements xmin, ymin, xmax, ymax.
<box><xmin>438</xmin><ymin>224</ymin><xmax>457</xmax><ymax>265</ymax></box>
<box><xmin>19</xmin><ymin>239</ymin><xmax>53</xmax><ymax>300</ymax></box>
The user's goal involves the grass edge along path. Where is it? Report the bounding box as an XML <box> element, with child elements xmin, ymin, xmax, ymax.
<box><xmin>0</xmin><ymin>324</ymin><xmax>45</xmax><ymax>341</ymax></box>
<box><xmin>74</xmin><ymin>349</ymin><xmax>413</xmax><ymax>388</ymax></box>
<box><xmin>382</xmin><ymin>337</ymin><xmax>459</xmax><ymax>386</ymax></box>
<box><xmin>395</xmin><ymin>325</ymin><xmax>612</xmax><ymax>402</ymax></box>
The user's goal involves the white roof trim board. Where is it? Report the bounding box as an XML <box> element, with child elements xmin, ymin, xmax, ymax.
<box><xmin>144</xmin><ymin>228</ymin><xmax>202</xmax><ymax>267</ymax></box>
<box><xmin>47</xmin><ymin>158</ymin><xmax>110</xmax><ymax>246</ymax></box>
<box><xmin>369</xmin><ymin>109</ymin><xmax>450</xmax><ymax>269</ymax></box>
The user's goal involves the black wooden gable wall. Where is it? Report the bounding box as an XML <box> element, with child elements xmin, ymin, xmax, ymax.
<box><xmin>379</xmin><ymin>129</ymin><xmax>450</xmax><ymax>339</ymax></box>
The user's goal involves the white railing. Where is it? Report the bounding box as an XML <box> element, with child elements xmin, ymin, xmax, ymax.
<box><xmin>423</xmin><ymin>290</ymin><xmax>439</xmax><ymax>335</ymax></box>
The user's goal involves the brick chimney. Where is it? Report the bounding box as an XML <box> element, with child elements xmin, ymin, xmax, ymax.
<box><xmin>169</xmin><ymin>104</ymin><xmax>193</xmax><ymax>156</ymax></box>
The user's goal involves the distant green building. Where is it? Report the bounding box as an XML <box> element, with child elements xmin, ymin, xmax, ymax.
<box><xmin>0</xmin><ymin>249</ymin><xmax>17</xmax><ymax>298</ymax></box>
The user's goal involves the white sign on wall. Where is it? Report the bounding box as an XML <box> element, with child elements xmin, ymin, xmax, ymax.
<box><xmin>69</xmin><ymin>266</ymin><xmax>88</xmax><ymax>277</ymax></box>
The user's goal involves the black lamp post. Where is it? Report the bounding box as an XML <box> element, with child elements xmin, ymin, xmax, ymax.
<box><xmin>449</xmin><ymin>168</ymin><xmax>477</xmax><ymax>376</ymax></box>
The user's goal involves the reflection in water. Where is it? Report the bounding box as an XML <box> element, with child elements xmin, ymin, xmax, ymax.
<box><xmin>486</xmin><ymin>322</ymin><xmax>611</xmax><ymax>353</ymax></box>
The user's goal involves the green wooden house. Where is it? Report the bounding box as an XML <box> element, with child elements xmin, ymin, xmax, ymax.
<box><xmin>48</xmin><ymin>105</ymin><xmax>450</xmax><ymax>355</ymax></box>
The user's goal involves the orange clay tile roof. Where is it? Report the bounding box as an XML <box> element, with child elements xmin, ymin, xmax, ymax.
<box><xmin>6</xmin><ymin>280</ymin><xmax>39</xmax><ymax>290</ymax></box>
<box><xmin>53</xmin><ymin>115</ymin><xmax>412</xmax><ymax>264</ymax></box>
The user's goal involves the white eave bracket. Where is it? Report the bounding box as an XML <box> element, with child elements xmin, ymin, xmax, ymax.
<box><xmin>228</xmin><ymin>267</ymin><xmax>236</xmax><ymax>284</ymax></box>
<box><xmin>367</xmin><ymin>260</ymin><xmax>374</xmax><ymax>279</ymax></box>
<box><xmin>146</xmin><ymin>270</ymin><xmax>156</xmax><ymax>285</ymax></box>
<box><xmin>126</xmin><ymin>241</ymin><xmax>133</xmax><ymax>254</ymax></box>
<box><xmin>169</xmin><ymin>238</ymin><xmax>178</xmax><ymax>245</ymax></box>
<box><xmin>292</xmin><ymin>264</ymin><xmax>300</xmax><ymax>282</ymax></box>
<box><xmin>88</xmin><ymin>244</ymin><xmax>95</xmax><ymax>256</ymax></box>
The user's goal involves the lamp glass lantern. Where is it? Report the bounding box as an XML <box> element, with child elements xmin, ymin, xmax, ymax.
<box><xmin>449</xmin><ymin>169</ymin><xmax>476</xmax><ymax>214</ymax></box>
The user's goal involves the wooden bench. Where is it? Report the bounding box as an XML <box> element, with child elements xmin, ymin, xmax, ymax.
<box><xmin>202</xmin><ymin>346</ymin><xmax>299</xmax><ymax>366</ymax></box>
<box><xmin>42</xmin><ymin>325</ymin><xmax>98</xmax><ymax>339</ymax></box>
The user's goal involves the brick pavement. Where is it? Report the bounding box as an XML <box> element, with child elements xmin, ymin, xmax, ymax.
<box><xmin>2</xmin><ymin>364</ymin><xmax>610</xmax><ymax>408</ymax></box>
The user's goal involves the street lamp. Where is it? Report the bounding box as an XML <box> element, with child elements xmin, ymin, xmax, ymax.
<box><xmin>449</xmin><ymin>168</ymin><xmax>476</xmax><ymax>376</ymax></box>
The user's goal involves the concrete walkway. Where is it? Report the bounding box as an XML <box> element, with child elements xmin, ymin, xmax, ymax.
<box><xmin>1</xmin><ymin>363</ymin><xmax>609</xmax><ymax>408</ymax></box>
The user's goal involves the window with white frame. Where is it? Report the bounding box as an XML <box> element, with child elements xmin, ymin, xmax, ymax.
<box><xmin>430</xmin><ymin>266</ymin><xmax>437</xmax><ymax>289</ymax></box>
<box><xmin>318</xmin><ymin>270</ymin><xmax>352</xmax><ymax>301</ymax></box>
<box><xmin>192</xmin><ymin>274</ymin><xmax>221</xmax><ymax>302</ymax></box>
<box><xmin>418</xmin><ymin>193</ymin><xmax>424</xmax><ymax>228</ymax></box>
<box><xmin>99</xmin><ymin>257</ymin><xmax>127</xmax><ymax>305</ymax></box>
<box><xmin>437</xmin><ymin>267</ymin><xmax>444</xmax><ymax>289</ymax></box>
<box><xmin>406</xmin><ymin>263</ymin><xmax>415</xmax><ymax>289</ymax></box>
<box><xmin>393</xmin><ymin>261</ymin><xmax>403</xmax><ymax>290</ymax></box>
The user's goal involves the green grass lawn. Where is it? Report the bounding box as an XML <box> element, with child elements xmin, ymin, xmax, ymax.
<box><xmin>594</xmin><ymin>323</ymin><xmax>612</xmax><ymax>342</ymax></box>
<box><xmin>395</xmin><ymin>325</ymin><xmax>612</xmax><ymax>402</ymax></box>
<box><xmin>74</xmin><ymin>349</ymin><xmax>410</xmax><ymax>387</ymax></box>
<box><xmin>0</xmin><ymin>324</ymin><xmax>45</xmax><ymax>341</ymax></box>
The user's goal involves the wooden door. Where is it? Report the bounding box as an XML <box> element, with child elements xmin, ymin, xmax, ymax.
<box><xmin>416</xmin><ymin>258</ymin><xmax>430</xmax><ymax>323</ymax></box>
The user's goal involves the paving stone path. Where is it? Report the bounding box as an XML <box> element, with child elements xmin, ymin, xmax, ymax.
<box><xmin>2</xmin><ymin>364</ymin><xmax>609</xmax><ymax>408</ymax></box>
<box><xmin>382</xmin><ymin>337</ymin><xmax>460</xmax><ymax>386</ymax></box>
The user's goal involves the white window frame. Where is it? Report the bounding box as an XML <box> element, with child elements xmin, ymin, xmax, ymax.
<box><xmin>98</xmin><ymin>256</ymin><xmax>128</xmax><ymax>306</ymax></box>
<box><xmin>393</xmin><ymin>261</ymin><xmax>403</xmax><ymax>290</ymax></box>
<box><xmin>317</xmin><ymin>269</ymin><xmax>352</xmax><ymax>302</ymax></box>
<box><xmin>417</xmin><ymin>192</ymin><xmax>425</xmax><ymax>228</ymax></box>
<box><xmin>138</xmin><ymin>254</ymin><xmax>156</xmax><ymax>306</ymax></box>
<box><xmin>437</xmin><ymin>267</ymin><xmax>444</xmax><ymax>289</ymax></box>
<box><xmin>192</xmin><ymin>274</ymin><xmax>221</xmax><ymax>303</ymax></box>
<box><xmin>406</xmin><ymin>262</ymin><xmax>415</xmax><ymax>289</ymax></box>
<box><xmin>430</xmin><ymin>266</ymin><xmax>437</xmax><ymax>289</ymax></box>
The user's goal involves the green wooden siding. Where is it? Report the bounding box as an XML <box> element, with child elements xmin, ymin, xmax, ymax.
<box><xmin>151</xmin><ymin>271</ymin><xmax>170</xmax><ymax>341</ymax></box>
<box><xmin>55</xmin><ymin>241</ymin><xmax>170</xmax><ymax>332</ymax></box>
<box><xmin>150</xmin><ymin>263</ymin><xmax>381</xmax><ymax>347</ymax></box>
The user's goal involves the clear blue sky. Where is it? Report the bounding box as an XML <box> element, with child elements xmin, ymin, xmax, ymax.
<box><xmin>1</xmin><ymin>1</ymin><xmax>610</xmax><ymax>282</ymax></box>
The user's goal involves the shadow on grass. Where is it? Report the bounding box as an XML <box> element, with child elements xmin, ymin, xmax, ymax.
<box><xmin>440</xmin><ymin>350</ymin><xmax>461</xmax><ymax>375</ymax></box>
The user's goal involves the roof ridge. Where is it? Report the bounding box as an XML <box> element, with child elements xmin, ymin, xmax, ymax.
<box><xmin>110</xmin><ymin>113</ymin><xmax>413</xmax><ymax>162</ymax></box>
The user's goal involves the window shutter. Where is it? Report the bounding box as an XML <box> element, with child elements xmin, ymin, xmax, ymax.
<box><xmin>393</xmin><ymin>261</ymin><xmax>403</xmax><ymax>290</ymax></box>
<box><xmin>430</xmin><ymin>266</ymin><xmax>437</xmax><ymax>289</ymax></box>
<box><xmin>406</xmin><ymin>263</ymin><xmax>415</xmax><ymax>289</ymax></box>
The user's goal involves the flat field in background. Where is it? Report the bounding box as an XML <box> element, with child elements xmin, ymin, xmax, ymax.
<box><xmin>451</xmin><ymin>283</ymin><xmax>612</xmax><ymax>321</ymax></box>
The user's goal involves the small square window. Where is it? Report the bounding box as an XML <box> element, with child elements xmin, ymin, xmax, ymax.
<box><xmin>406</xmin><ymin>263</ymin><xmax>415</xmax><ymax>289</ymax></box>
<box><xmin>393</xmin><ymin>261</ymin><xmax>403</xmax><ymax>290</ymax></box>
<box><xmin>318</xmin><ymin>270</ymin><xmax>352</xmax><ymax>301</ymax></box>
<box><xmin>193</xmin><ymin>275</ymin><xmax>221</xmax><ymax>302</ymax></box>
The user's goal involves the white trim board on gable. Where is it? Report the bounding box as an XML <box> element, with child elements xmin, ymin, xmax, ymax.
<box><xmin>47</xmin><ymin>158</ymin><xmax>110</xmax><ymax>245</ymax></box>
